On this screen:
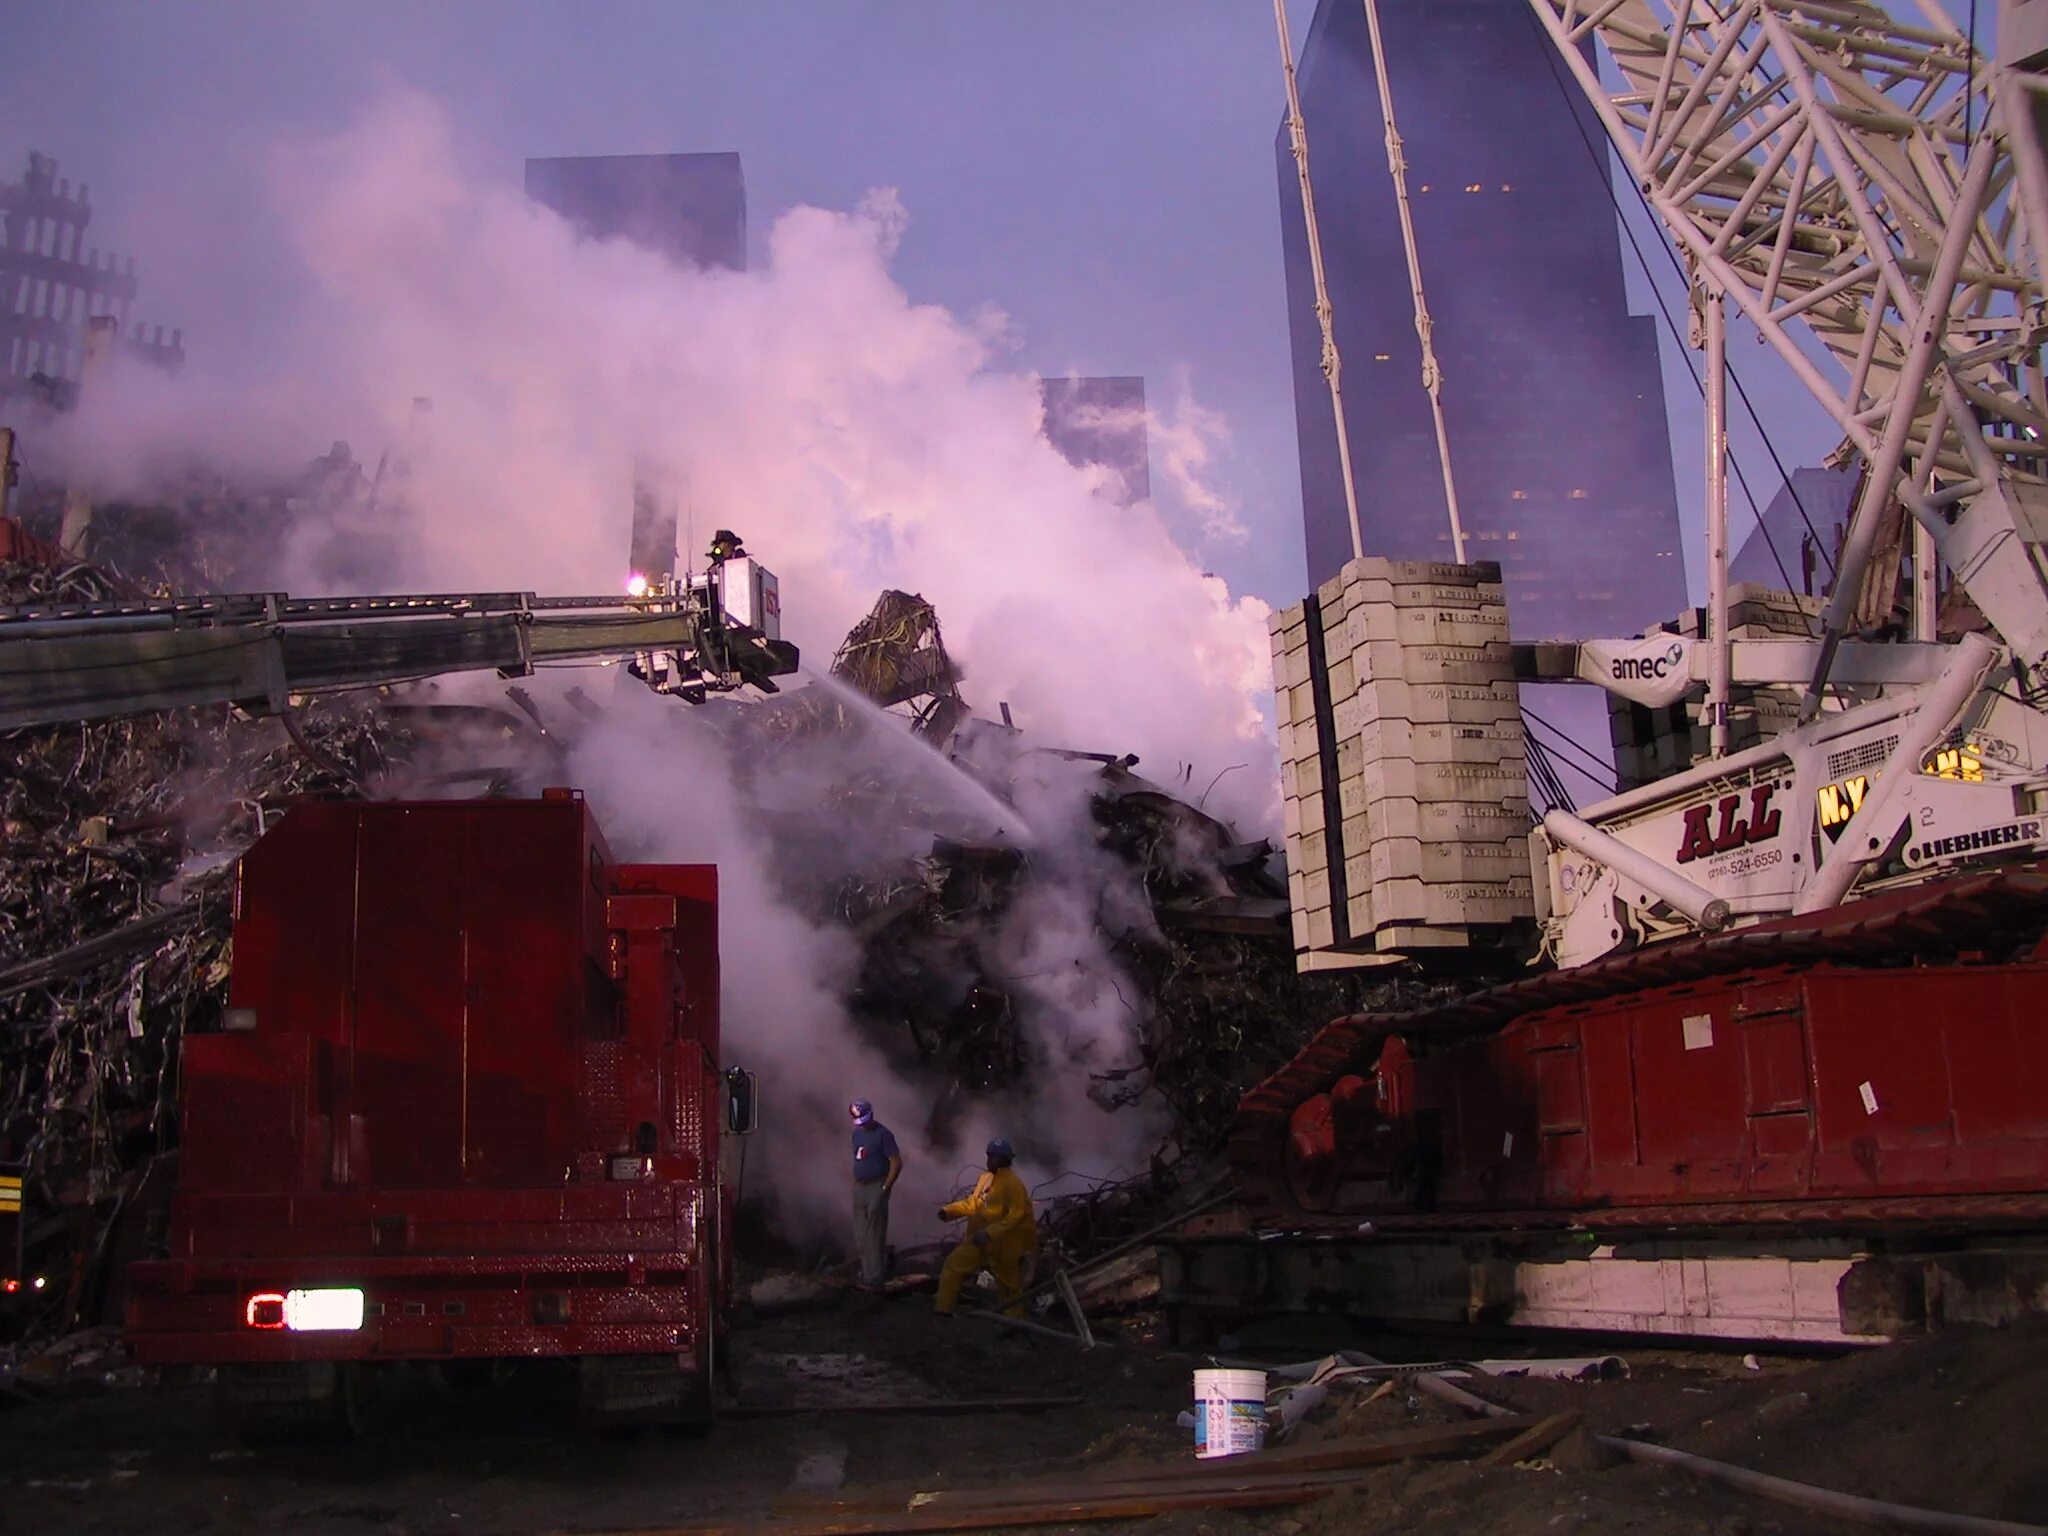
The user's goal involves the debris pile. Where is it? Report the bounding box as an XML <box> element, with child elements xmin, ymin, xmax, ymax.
<box><xmin>6</xmin><ymin>438</ymin><xmax>409</xmax><ymax>595</ymax></box>
<box><xmin>729</xmin><ymin>590</ymin><xmax>1424</xmax><ymax>1191</ymax></box>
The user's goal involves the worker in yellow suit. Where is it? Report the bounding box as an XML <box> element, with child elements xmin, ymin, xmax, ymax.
<box><xmin>934</xmin><ymin>1138</ymin><xmax>1038</xmax><ymax>1317</ymax></box>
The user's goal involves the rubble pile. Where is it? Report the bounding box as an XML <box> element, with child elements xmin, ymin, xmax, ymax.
<box><xmin>735</xmin><ymin>595</ymin><xmax>1426</xmax><ymax>1180</ymax></box>
<box><xmin>7</xmin><ymin>438</ymin><xmax>404</xmax><ymax>595</ymax></box>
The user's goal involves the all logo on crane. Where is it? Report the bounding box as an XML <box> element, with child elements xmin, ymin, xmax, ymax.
<box><xmin>1674</xmin><ymin>783</ymin><xmax>1783</xmax><ymax>864</ymax></box>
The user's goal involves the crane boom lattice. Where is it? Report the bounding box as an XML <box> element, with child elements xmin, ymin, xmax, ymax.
<box><xmin>1526</xmin><ymin>0</ymin><xmax>2048</xmax><ymax>695</ymax></box>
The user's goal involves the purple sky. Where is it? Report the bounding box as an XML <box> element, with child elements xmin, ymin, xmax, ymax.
<box><xmin>0</xmin><ymin>2</ymin><xmax>1982</xmax><ymax>618</ymax></box>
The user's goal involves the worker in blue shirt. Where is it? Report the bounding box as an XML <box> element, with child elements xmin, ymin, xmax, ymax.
<box><xmin>848</xmin><ymin>1099</ymin><xmax>902</xmax><ymax>1290</ymax></box>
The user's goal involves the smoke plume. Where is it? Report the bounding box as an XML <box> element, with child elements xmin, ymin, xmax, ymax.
<box><xmin>38</xmin><ymin>88</ymin><xmax>1281</xmax><ymax>1240</ymax></box>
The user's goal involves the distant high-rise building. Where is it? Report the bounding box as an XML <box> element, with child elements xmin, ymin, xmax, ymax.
<box><xmin>524</xmin><ymin>152</ymin><xmax>746</xmax><ymax>274</ymax></box>
<box><xmin>526</xmin><ymin>152</ymin><xmax>746</xmax><ymax>581</ymax></box>
<box><xmin>0</xmin><ymin>152</ymin><xmax>184</xmax><ymax>403</ymax></box>
<box><xmin>1277</xmin><ymin>0</ymin><xmax>1685</xmax><ymax>640</ymax></box>
<box><xmin>1730</xmin><ymin>465</ymin><xmax>1858</xmax><ymax>596</ymax></box>
<box><xmin>1039</xmin><ymin>376</ymin><xmax>1151</xmax><ymax>506</ymax></box>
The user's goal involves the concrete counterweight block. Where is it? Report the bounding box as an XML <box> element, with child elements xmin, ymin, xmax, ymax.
<box><xmin>1276</xmin><ymin>558</ymin><xmax>1537</xmax><ymax>969</ymax></box>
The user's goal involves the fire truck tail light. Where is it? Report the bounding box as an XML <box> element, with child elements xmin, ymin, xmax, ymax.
<box><xmin>286</xmin><ymin>1288</ymin><xmax>366</xmax><ymax>1331</ymax></box>
<box><xmin>244</xmin><ymin>1288</ymin><xmax>364</xmax><ymax>1332</ymax></box>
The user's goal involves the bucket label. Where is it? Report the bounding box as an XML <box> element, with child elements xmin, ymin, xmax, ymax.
<box><xmin>1194</xmin><ymin>1387</ymin><xmax>1267</xmax><ymax>1458</ymax></box>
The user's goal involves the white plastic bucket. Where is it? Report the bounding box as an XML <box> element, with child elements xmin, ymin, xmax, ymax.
<box><xmin>1192</xmin><ymin>1367</ymin><xmax>1267</xmax><ymax>1458</ymax></box>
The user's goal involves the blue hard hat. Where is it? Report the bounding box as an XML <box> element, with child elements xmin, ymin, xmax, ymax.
<box><xmin>849</xmin><ymin>1099</ymin><xmax>874</xmax><ymax>1127</ymax></box>
<box><xmin>986</xmin><ymin>1137</ymin><xmax>1015</xmax><ymax>1165</ymax></box>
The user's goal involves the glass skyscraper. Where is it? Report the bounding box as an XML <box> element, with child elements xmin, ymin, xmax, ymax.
<box><xmin>1277</xmin><ymin>0</ymin><xmax>1685</xmax><ymax>641</ymax></box>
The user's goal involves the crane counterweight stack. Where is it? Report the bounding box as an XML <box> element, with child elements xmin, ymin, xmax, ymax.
<box><xmin>1275</xmin><ymin>557</ymin><xmax>1532</xmax><ymax>970</ymax></box>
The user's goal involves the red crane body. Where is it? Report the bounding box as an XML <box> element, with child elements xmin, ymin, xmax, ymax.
<box><xmin>1239</xmin><ymin>869</ymin><xmax>2048</xmax><ymax>1231</ymax></box>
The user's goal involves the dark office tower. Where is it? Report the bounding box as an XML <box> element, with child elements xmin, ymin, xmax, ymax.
<box><xmin>1040</xmin><ymin>376</ymin><xmax>1151</xmax><ymax>506</ymax></box>
<box><xmin>524</xmin><ymin>153</ymin><xmax>746</xmax><ymax>273</ymax></box>
<box><xmin>1277</xmin><ymin>0</ymin><xmax>1685</xmax><ymax>641</ymax></box>
<box><xmin>0</xmin><ymin>152</ymin><xmax>184</xmax><ymax>403</ymax></box>
<box><xmin>1730</xmin><ymin>465</ymin><xmax>1858</xmax><ymax>596</ymax></box>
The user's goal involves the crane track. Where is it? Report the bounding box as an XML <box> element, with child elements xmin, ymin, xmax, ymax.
<box><xmin>1231</xmin><ymin>864</ymin><xmax>2048</xmax><ymax>1233</ymax></box>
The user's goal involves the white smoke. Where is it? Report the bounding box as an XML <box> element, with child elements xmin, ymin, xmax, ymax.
<box><xmin>41</xmin><ymin>88</ymin><xmax>1281</xmax><ymax>1241</ymax></box>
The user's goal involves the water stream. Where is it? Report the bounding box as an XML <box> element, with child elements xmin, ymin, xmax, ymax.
<box><xmin>797</xmin><ymin>668</ymin><xmax>1037</xmax><ymax>847</ymax></box>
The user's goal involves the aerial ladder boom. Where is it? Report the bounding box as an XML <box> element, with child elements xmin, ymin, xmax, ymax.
<box><xmin>0</xmin><ymin>541</ymin><xmax>797</xmax><ymax>729</ymax></box>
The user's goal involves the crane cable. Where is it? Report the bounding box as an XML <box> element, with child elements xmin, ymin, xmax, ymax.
<box><xmin>1273</xmin><ymin>1</ymin><xmax>1470</xmax><ymax>564</ymax></box>
<box><xmin>1359</xmin><ymin>0</ymin><xmax>1469</xmax><ymax>563</ymax></box>
<box><xmin>1274</xmin><ymin>0</ymin><xmax>1366</xmax><ymax>563</ymax></box>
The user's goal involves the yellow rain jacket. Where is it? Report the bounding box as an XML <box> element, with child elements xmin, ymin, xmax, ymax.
<box><xmin>934</xmin><ymin>1166</ymin><xmax>1038</xmax><ymax>1314</ymax></box>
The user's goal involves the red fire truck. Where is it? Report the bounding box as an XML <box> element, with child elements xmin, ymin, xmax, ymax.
<box><xmin>126</xmin><ymin>790</ymin><xmax>753</xmax><ymax>1432</ymax></box>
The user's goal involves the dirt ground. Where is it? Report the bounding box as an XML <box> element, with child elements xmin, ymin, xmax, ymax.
<box><xmin>3</xmin><ymin>1292</ymin><xmax>2046</xmax><ymax>1536</ymax></box>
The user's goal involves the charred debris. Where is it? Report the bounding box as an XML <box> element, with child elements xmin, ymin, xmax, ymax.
<box><xmin>0</xmin><ymin>497</ymin><xmax>1429</xmax><ymax>1346</ymax></box>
